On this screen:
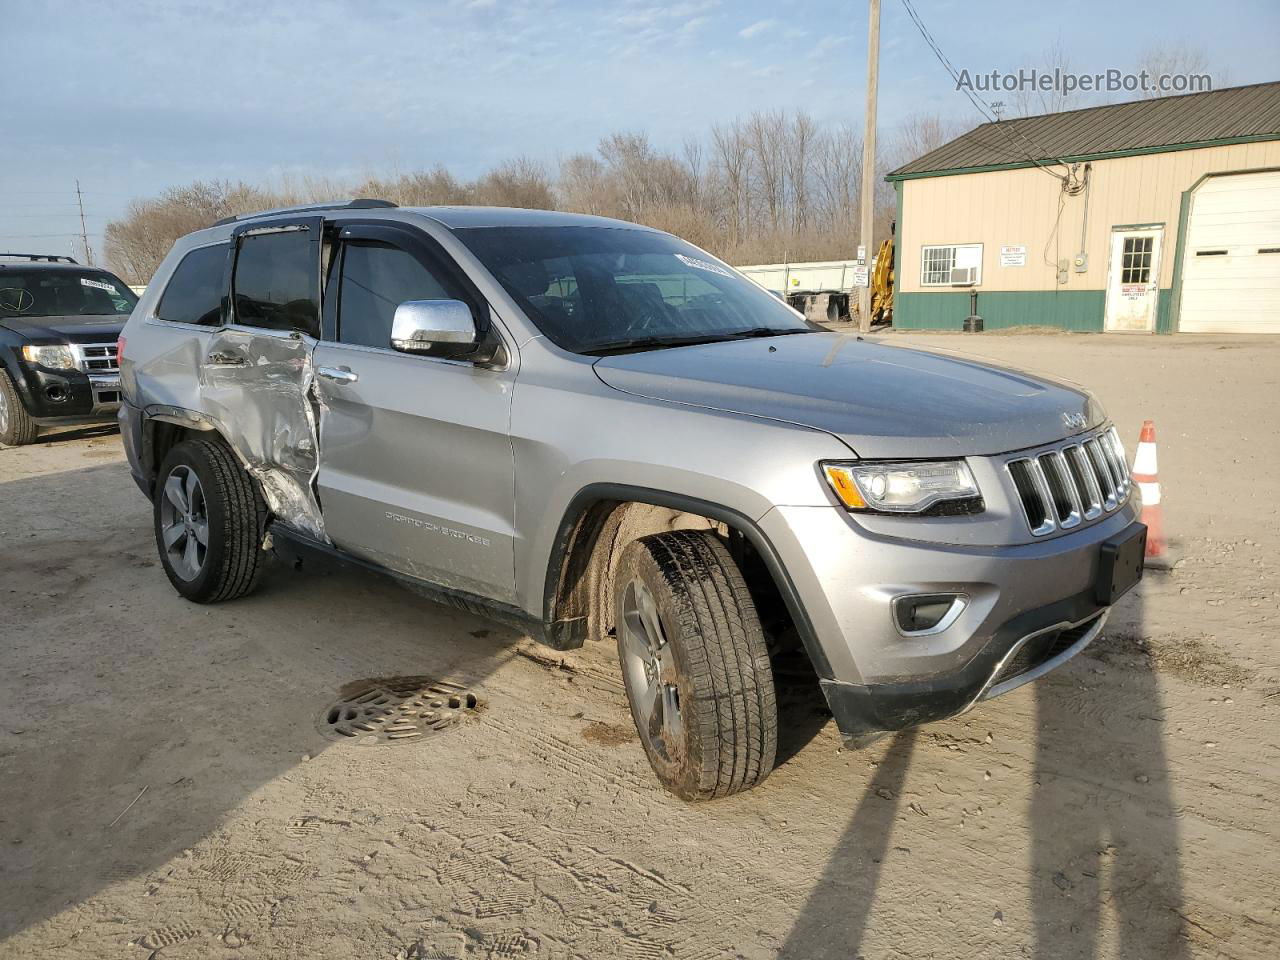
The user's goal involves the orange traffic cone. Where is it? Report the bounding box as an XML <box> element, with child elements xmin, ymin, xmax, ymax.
<box><xmin>1132</xmin><ymin>420</ymin><xmax>1168</xmax><ymax>567</ymax></box>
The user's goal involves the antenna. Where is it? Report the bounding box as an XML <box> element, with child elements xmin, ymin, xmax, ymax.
<box><xmin>75</xmin><ymin>179</ymin><xmax>93</xmax><ymax>265</ymax></box>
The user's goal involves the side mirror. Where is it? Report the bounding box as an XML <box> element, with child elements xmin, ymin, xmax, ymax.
<box><xmin>391</xmin><ymin>299</ymin><xmax>477</xmax><ymax>354</ymax></box>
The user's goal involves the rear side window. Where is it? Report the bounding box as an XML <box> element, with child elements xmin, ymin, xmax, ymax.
<box><xmin>156</xmin><ymin>244</ymin><xmax>227</xmax><ymax>325</ymax></box>
<box><xmin>337</xmin><ymin>241</ymin><xmax>457</xmax><ymax>348</ymax></box>
<box><xmin>232</xmin><ymin>229</ymin><xmax>320</xmax><ymax>335</ymax></box>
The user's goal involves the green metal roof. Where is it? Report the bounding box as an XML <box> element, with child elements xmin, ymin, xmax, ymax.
<box><xmin>887</xmin><ymin>81</ymin><xmax>1280</xmax><ymax>181</ymax></box>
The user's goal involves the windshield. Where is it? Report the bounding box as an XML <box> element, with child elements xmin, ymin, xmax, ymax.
<box><xmin>0</xmin><ymin>269</ymin><xmax>138</xmax><ymax>319</ymax></box>
<box><xmin>457</xmin><ymin>226</ymin><xmax>816</xmax><ymax>354</ymax></box>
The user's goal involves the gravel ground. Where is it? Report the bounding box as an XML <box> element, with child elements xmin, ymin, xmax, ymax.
<box><xmin>1</xmin><ymin>332</ymin><xmax>1276</xmax><ymax>959</ymax></box>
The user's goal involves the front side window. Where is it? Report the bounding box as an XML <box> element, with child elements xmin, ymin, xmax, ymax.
<box><xmin>232</xmin><ymin>228</ymin><xmax>320</xmax><ymax>334</ymax></box>
<box><xmin>0</xmin><ymin>268</ymin><xmax>137</xmax><ymax>319</ymax></box>
<box><xmin>457</xmin><ymin>226</ymin><xmax>815</xmax><ymax>355</ymax></box>
<box><xmin>156</xmin><ymin>243</ymin><xmax>227</xmax><ymax>325</ymax></box>
<box><xmin>337</xmin><ymin>241</ymin><xmax>457</xmax><ymax>348</ymax></box>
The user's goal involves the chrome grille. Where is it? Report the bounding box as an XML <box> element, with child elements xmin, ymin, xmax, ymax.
<box><xmin>1007</xmin><ymin>428</ymin><xmax>1130</xmax><ymax>536</ymax></box>
<box><xmin>77</xmin><ymin>342</ymin><xmax>120</xmax><ymax>374</ymax></box>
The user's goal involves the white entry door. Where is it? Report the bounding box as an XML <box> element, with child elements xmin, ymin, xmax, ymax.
<box><xmin>1104</xmin><ymin>227</ymin><xmax>1163</xmax><ymax>332</ymax></box>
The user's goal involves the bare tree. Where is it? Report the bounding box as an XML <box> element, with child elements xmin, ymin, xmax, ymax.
<box><xmin>812</xmin><ymin>123</ymin><xmax>861</xmax><ymax>238</ymax></box>
<box><xmin>889</xmin><ymin>112</ymin><xmax>961</xmax><ymax>169</ymax></box>
<box><xmin>785</xmin><ymin>112</ymin><xmax>818</xmax><ymax>233</ymax></box>
<box><xmin>710</xmin><ymin>120</ymin><xmax>754</xmax><ymax>246</ymax></box>
<box><xmin>1013</xmin><ymin>38</ymin><xmax>1078</xmax><ymax>116</ymax></box>
<box><xmin>746</xmin><ymin>110</ymin><xmax>788</xmax><ymax>234</ymax></box>
<box><xmin>1135</xmin><ymin>43</ymin><xmax>1214</xmax><ymax>98</ymax></box>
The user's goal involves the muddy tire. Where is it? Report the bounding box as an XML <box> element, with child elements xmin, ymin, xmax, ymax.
<box><xmin>614</xmin><ymin>530</ymin><xmax>777</xmax><ymax>800</ymax></box>
<box><xmin>0</xmin><ymin>370</ymin><xmax>39</xmax><ymax>446</ymax></box>
<box><xmin>154</xmin><ymin>438</ymin><xmax>268</xmax><ymax>603</ymax></box>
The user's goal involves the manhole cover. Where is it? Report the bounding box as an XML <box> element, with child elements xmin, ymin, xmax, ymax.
<box><xmin>318</xmin><ymin>677</ymin><xmax>480</xmax><ymax>745</ymax></box>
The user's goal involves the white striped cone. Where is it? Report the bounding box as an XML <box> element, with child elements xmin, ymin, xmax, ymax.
<box><xmin>1131</xmin><ymin>419</ymin><xmax>1166</xmax><ymax>561</ymax></box>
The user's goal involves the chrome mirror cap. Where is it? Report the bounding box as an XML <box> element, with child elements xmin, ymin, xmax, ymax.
<box><xmin>390</xmin><ymin>299</ymin><xmax>476</xmax><ymax>352</ymax></box>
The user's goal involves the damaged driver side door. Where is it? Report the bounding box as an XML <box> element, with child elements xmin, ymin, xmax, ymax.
<box><xmin>199</xmin><ymin>216</ymin><xmax>327</xmax><ymax>540</ymax></box>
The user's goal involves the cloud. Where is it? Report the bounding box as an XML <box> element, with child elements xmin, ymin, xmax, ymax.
<box><xmin>738</xmin><ymin>19</ymin><xmax>776</xmax><ymax>39</ymax></box>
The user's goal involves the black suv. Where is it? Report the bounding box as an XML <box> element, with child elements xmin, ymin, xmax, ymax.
<box><xmin>0</xmin><ymin>254</ymin><xmax>137</xmax><ymax>446</ymax></box>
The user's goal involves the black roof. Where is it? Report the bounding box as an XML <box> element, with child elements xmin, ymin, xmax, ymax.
<box><xmin>888</xmin><ymin>81</ymin><xmax>1280</xmax><ymax>180</ymax></box>
<box><xmin>0</xmin><ymin>261</ymin><xmax>115</xmax><ymax>274</ymax></box>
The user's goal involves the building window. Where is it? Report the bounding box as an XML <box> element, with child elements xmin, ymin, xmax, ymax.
<box><xmin>920</xmin><ymin>243</ymin><xmax>982</xmax><ymax>286</ymax></box>
<box><xmin>1121</xmin><ymin>236</ymin><xmax>1154</xmax><ymax>284</ymax></box>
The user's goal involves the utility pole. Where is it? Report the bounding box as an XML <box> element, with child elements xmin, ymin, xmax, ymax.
<box><xmin>75</xmin><ymin>179</ymin><xmax>93</xmax><ymax>265</ymax></box>
<box><xmin>857</xmin><ymin>0</ymin><xmax>881</xmax><ymax>332</ymax></box>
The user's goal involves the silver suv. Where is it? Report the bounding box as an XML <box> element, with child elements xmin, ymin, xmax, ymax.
<box><xmin>119</xmin><ymin>201</ymin><xmax>1146</xmax><ymax>799</ymax></box>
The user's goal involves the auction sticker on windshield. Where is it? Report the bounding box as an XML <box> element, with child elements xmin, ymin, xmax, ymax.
<box><xmin>675</xmin><ymin>254</ymin><xmax>732</xmax><ymax>278</ymax></box>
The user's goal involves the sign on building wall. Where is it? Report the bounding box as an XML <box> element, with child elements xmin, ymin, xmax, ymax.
<box><xmin>1000</xmin><ymin>244</ymin><xmax>1027</xmax><ymax>267</ymax></box>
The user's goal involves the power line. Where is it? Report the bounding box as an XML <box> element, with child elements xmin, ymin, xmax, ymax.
<box><xmin>0</xmin><ymin>213</ymin><xmax>105</xmax><ymax>219</ymax></box>
<box><xmin>897</xmin><ymin>0</ymin><xmax>1077</xmax><ymax>185</ymax></box>
<box><xmin>0</xmin><ymin>232</ymin><xmax>96</xmax><ymax>239</ymax></box>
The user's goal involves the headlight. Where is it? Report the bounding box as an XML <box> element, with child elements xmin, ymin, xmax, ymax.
<box><xmin>823</xmin><ymin>460</ymin><xmax>981</xmax><ymax>514</ymax></box>
<box><xmin>22</xmin><ymin>344</ymin><xmax>77</xmax><ymax>370</ymax></box>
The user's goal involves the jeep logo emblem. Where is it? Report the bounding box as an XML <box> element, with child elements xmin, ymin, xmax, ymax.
<box><xmin>1062</xmin><ymin>411</ymin><xmax>1088</xmax><ymax>430</ymax></box>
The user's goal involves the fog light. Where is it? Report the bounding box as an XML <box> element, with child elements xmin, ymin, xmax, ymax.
<box><xmin>894</xmin><ymin>594</ymin><xmax>966</xmax><ymax>635</ymax></box>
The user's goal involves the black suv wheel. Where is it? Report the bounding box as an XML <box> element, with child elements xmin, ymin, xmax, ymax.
<box><xmin>154</xmin><ymin>438</ymin><xmax>268</xmax><ymax>602</ymax></box>
<box><xmin>614</xmin><ymin>530</ymin><xmax>778</xmax><ymax>800</ymax></box>
<box><xmin>0</xmin><ymin>370</ymin><xmax>38</xmax><ymax>446</ymax></box>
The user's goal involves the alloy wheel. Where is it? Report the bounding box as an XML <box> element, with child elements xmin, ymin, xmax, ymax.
<box><xmin>620</xmin><ymin>578</ymin><xmax>685</xmax><ymax>760</ymax></box>
<box><xmin>159</xmin><ymin>465</ymin><xmax>209</xmax><ymax>580</ymax></box>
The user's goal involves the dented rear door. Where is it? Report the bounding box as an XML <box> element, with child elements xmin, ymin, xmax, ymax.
<box><xmin>199</xmin><ymin>216</ymin><xmax>327</xmax><ymax>540</ymax></box>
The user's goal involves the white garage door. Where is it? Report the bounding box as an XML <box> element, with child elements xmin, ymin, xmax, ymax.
<box><xmin>1179</xmin><ymin>170</ymin><xmax>1280</xmax><ymax>333</ymax></box>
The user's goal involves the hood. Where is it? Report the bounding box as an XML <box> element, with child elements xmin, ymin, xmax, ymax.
<box><xmin>592</xmin><ymin>333</ymin><xmax>1106</xmax><ymax>458</ymax></box>
<box><xmin>0</xmin><ymin>313</ymin><xmax>126</xmax><ymax>343</ymax></box>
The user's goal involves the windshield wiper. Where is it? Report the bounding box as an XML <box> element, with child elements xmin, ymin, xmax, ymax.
<box><xmin>721</xmin><ymin>327</ymin><xmax>814</xmax><ymax>340</ymax></box>
<box><xmin>587</xmin><ymin>328</ymin><xmax>813</xmax><ymax>356</ymax></box>
<box><xmin>586</xmin><ymin>334</ymin><xmax>734</xmax><ymax>356</ymax></box>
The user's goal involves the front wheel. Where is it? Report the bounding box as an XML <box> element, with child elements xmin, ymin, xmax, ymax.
<box><xmin>154</xmin><ymin>438</ymin><xmax>268</xmax><ymax>602</ymax></box>
<box><xmin>614</xmin><ymin>530</ymin><xmax>778</xmax><ymax>800</ymax></box>
<box><xmin>0</xmin><ymin>370</ymin><xmax>39</xmax><ymax>446</ymax></box>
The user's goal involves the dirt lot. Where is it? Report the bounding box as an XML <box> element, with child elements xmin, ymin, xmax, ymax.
<box><xmin>1</xmin><ymin>333</ymin><xmax>1277</xmax><ymax>959</ymax></box>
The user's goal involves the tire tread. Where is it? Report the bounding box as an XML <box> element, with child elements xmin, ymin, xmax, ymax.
<box><xmin>617</xmin><ymin>530</ymin><xmax>777</xmax><ymax>800</ymax></box>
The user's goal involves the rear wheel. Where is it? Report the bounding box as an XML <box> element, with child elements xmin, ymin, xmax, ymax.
<box><xmin>0</xmin><ymin>370</ymin><xmax>39</xmax><ymax>446</ymax></box>
<box><xmin>154</xmin><ymin>438</ymin><xmax>267</xmax><ymax>602</ymax></box>
<box><xmin>614</xmin><ymin>530</ymin><xmax>778</xmax><ymax>800</ymax></box>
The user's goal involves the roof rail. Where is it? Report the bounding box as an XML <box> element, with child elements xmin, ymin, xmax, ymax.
<box><xmin>212</xmin><ymin>198</ymin><xmax>398</xmax><ymax>228</ymax></box>
<box><xmin>0</xmin><ymin>252</ymin><xmax>79</xmax><ymax>263</ymax></box>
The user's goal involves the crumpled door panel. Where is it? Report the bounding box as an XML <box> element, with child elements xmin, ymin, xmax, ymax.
<box><xmin>199</xmin><ymin>328</ymin><xmax>326</xmax><ymax>541</ymax></box>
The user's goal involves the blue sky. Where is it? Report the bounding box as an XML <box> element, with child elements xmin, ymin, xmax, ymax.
<box><xmin>2</xmin><ymin>0</ymin><xmax>1276</xmax><ymax>263</ymax></box>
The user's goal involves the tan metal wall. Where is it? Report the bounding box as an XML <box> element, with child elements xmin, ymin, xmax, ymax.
<box><xmin>899</xmin><ymin>140</ymin><xmax>1280</xmax><ymax>294</ymax></box>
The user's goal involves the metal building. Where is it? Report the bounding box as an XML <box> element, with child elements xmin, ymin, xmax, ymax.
<box><xmin>886</xmin><ymin>82</ymin><xmax>1280</xmax><ymax>334</ymax></box>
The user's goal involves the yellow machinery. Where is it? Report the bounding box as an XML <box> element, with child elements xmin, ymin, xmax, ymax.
<box><xmin>869</xmin><ymin>236</ymin><xmax>894</xmax><ymax>326</ymax></box>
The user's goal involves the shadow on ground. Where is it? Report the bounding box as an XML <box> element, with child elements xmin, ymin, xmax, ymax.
<box><xmin>0</xmin><ymin>464</ymin><xmax>519</xmax><ymax>941</ymax></box>
<box><xmin>779</xmin><ymin>587</ymin><xmax>1191</xmax><ymax>958</ymax></box>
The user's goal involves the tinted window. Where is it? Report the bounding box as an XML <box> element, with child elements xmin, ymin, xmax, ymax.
<box><xmin>232</xmin><ymin>229</ymin><xmax>319</xmax><ymax>334</ymax></box>
<box><xmin>0</xmin><ymin>268</ymin><xmax>137</xmax><ymax>319</ymax></box>
<box><xmin>337</xmin><ymin>241</ymin><xmax>456</xmax><ymax>348</ymax></box>
<box><xmin>156</xmin><ymin>244</ymin><xmax>226</xmax><ymax>325</ymax></box>
<box><xmin>457</xmin><ymin>226</ymin><xmax>813</xmax><ymax>355</ymax></box>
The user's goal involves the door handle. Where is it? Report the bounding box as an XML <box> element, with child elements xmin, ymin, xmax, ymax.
<box><xmin>317</xmin><ymin>366</ymin><xmax>358</xmax><ymax>384</ymax></box>
<box><xmin>206</xmin><ymin>351</ymin><xmax>248</xmax><ymax>367</ymax></box>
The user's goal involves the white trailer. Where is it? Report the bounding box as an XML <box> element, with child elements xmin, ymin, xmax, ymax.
<box><xmin>733</xmin><ymin>259</ymin><xmax>866</xmax><ymax>322</ymax></box>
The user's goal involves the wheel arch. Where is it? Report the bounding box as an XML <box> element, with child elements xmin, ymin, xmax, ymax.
<box><xmin>541</xmin><ymin>483</ymin><xmax>834</xmax><ymax>679</ymax></box>
<box><xmin>139</xmin><ymin>406</ymin><xmax>235</xmax><ymax>497</ymax></box>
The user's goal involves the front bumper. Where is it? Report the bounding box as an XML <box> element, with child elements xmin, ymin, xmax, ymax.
<box><xmin>759</xmin><ymin>501</ymin><xmax>1144</xmax><ymax>741</ymax></box>
<box><xmin>12</xmin><ymin>362</ymin><xmax>121</xmax><ymax>425</ymax></box>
